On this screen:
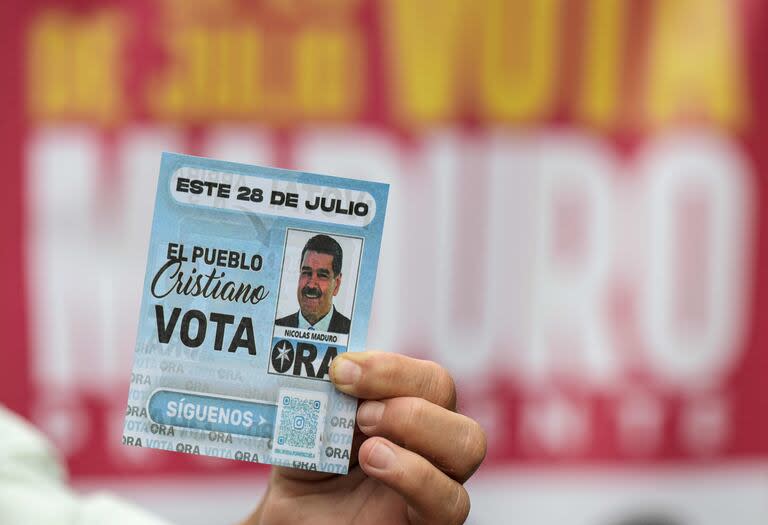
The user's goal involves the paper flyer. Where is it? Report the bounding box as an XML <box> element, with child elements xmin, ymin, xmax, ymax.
<box><xmin>123</xmin><ymin>152</ymin><xmax>389</xmax><ymax>474</ymax></box>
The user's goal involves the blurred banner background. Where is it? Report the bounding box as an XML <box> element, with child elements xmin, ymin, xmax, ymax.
<box><xmin>1</xmin><ymin>0</ymin><xmax>768</xmax><ymax>523</ymax></box>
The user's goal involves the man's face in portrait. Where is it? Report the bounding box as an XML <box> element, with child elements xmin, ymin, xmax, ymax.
<box><xmin>297</xmin><ymin>250</ymin><xmax>341</xmax><ymax>324</ymax></box>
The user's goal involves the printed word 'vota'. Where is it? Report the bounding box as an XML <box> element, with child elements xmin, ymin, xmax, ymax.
<box><xmin>155</xmin><ymin>305</ymin><xmax>257</xmax><ymax>355</ymax></box>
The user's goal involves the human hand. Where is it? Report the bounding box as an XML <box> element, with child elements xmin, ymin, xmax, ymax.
<box><xmin>243</xmin><ymin>351</ymin><xmax>487</xmax><ymax>525</ymax></box>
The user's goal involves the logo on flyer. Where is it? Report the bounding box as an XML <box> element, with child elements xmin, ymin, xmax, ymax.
<box><xmin>271</xmin><ymin>340</ymin><xmax>295</xmax><ymax>373</ymax></box>
<box><xmin>268</xmin><ymin>337</ymin><xmax>342</xmax><ymax>381</ymax></box>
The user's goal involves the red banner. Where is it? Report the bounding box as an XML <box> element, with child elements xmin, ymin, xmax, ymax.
<box><xmin>2</xmin><ymin>0</ymin><xmax>768</xmax><ymax>483</ymax></box>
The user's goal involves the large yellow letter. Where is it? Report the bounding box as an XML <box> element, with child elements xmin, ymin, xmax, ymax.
<box><xmin>479</xmin><ymin>0</ymin><xmax>560</xmax><ymax>122</ymax></box>
<box><xmin>296</xmin><ymin>28</ymin><xmax>363</xmax><ymax>119</ymax></box>
<box><xmin>381</xmin><ymin>0</ymin><xmax>466</xmax><ymax>125</ymax></box>
<box><xmin>645</xmin><ymin>0</ymin><xmax>747</xmax><ymax>129</ymax></box>
<box><xmin>578</xmin><ymin>0</ymin><xmax>625</xmax><ymax>129</ymax></box>
<box><xmin>27</xmin><ymin>10</ymin><xmax>125</xmax><ymax>124</ymax></box>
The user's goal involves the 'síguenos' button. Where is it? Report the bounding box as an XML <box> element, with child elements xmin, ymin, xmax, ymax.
<box><xmin>148</xmin><ymin>389</ymin><xmax>276</xmax><ymax>438</ymax></box>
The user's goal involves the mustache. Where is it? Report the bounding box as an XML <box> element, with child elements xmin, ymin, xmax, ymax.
<box><xmin>301</xmin><ymin>286</ymin><xmax>322</xmax><ymax>298</ymax></box>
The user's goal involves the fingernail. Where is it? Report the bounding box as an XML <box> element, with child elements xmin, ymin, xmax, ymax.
<box><xmin>366</xmin><ymin>440</ymin><xmax>395</xmax><ymax>470</ymax></box>
<box><xmin>332</xmin><ymin>357</ymin><xmax>361</xmax><ymax>385</ymax></box>
<box><xmin>357</xmin><ymin>401</ymin><xmax>384</xmax><ymax>428</ymax></box>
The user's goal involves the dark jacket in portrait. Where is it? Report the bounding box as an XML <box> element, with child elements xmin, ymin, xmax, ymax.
<box><xmin>275</xmin><ymin>309</ymin><xmax>351</xmax><ymax>335</ymax></box>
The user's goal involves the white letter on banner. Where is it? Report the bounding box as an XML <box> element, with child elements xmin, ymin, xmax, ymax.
<box><xmin>426</xmin><ymin>132</ymin><xmax>494</xmax><ymax>377</ymax></box>
<box><xmin>486</xmin><ymin>132</ymin><xmax>540</xmax><ymax>380</ymax></box>
<box><xmin>526</xmin><ymin>133</ymin><xmax>616</xmax><ymax>386</ymax></box>
<box><xmin>114</xmin><ymin>128</ymin><xmax>185</xmax><ymax>382</ymax></box>
<box><xmin>637</xmin><ymin>133</ymin><xmax>752</xmax><ymax>388</ymax></box>
<box><xmin>28</xmin><ymin>128</ymin><xmax>98</xmax><ymax>390</ymax></box>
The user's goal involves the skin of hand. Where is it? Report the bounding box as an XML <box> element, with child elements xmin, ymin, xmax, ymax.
<box><xmin>241</xmin><ymin>351</ymin><xmax>487</xmax><ymax>525</ymax></box>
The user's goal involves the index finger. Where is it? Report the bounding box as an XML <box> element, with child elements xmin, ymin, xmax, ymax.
<box><xmin>330</xmin><ymin>351</ymin><xmax>457</xmax><ymax>410</ymax></box>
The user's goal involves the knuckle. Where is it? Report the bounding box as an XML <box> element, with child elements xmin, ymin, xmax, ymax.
<box><xmin>401</xmin><ymin>397</ymin><xmax>428</xmax><ymax>430</ymax></box>
<box><xmin>448</xmin><ymin>484</ymin><xmax>471</xmax><ymax>525</ymax></box>
<box><xmin>469</xmin><ymin>420</ymin><xmax>488</xmax><ymax>466</ymax></box>
<box><xmin>453</xmin><ymin>418</ymin><xmax>487</xmax><ymax>480</ymax></box>
<box><xmin>358</xmin><ymin>353</ymin><xmax>393</xmax><ymax>395</ymax></box>
<box><xmin>426</xmin><ymin>361</ymin><xmax>456</xmax><ymax>408</ymax></box>
<box><xmin>418</xmin><ymin>456</ymin><xmax>442</xmax><ymax>489</ymax></box>
<box><xmin>377</xmin><ymin>355</ymin><xmax>401</xmax><ymax>385</ymax></box>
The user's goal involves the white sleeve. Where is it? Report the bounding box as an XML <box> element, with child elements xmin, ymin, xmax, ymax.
<box><xmin>0</xmin><ymin>406</ymin><xmax>172</xmax><ymax>525</ymax></box>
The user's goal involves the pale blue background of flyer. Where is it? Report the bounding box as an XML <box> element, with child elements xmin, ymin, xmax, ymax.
<box><xmin>138</xmin><ymin>152</ymin><xmax>388</xmax><ymax>371</ymax></box>
<box><xmin>127</xmin><ymin>152</ymin><xmax>387</xmax><ymax>471</ymax></box>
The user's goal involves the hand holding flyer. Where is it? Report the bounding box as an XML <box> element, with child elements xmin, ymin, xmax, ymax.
<box><xmin>123</xmin><ymin>152</ymin><xmax>388</xmax><ymax>474</ymax></box>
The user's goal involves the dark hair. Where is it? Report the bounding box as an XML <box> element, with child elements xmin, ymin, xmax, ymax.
<box><xmin>301</xmin><ymin>234</ymin><xmax>343</xmax><ymax>276</ymax></box>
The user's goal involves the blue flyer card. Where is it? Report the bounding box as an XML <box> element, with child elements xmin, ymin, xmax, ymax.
<box><xmin>123</xmin><ymin>152</ymin><xmax>388</xmax><ymax>474</ymax></box>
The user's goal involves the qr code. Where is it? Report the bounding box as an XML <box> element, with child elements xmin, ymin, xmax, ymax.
<box><xmin>272</xmin><ymin>388</ymin><xmax>327</xmax><ymax>462</ymax></box>
<box><xmin>278</xmin><ymin>395</ymin><xmax>321</xmax><ymax>449</ymax></box>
